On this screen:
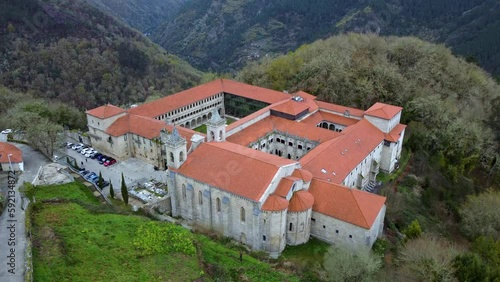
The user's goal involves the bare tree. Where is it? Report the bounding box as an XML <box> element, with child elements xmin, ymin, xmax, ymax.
<box><xmin>323</xmin><ymin>245</ymin><xmax>382</xmax><ymax>282</ymax></box>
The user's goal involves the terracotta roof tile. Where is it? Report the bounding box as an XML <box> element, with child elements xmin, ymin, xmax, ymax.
<box><xmin>227</xmin><ymin>116</ymin><xmax>340</xmax><ymax>147</ymax></box>
<box><xmin>385</xmin><ymin>123</ymin><xmax>406</xmax><ymax>142</ymax></box>
<box><xmin>106</xmin><ymin>114</ymin><xmax>197</xmax><ymax>147</ymax></box>
<box><xmin>274</xmin><ymin>176</ymin><xmax>300</xmax><ymax>198</ymax></box>
<box><xmin>315</xmin><ymin>101</ymin><xmax>365</xmax><ymax>117</ymax></box>
<box><xmin>300</xmin><ymin>119</ymin><xmax>384</xmax><ymax>183</ymax></box>
<box><xmin>129</xmin><ymin>79</ymin><xmax>290</xmax><ymax>118</ymax></box>
<box><xmin>365</xmin><ymin>102</ymin><xmax>402</xmax><ymax>120</ymax></box>
<box><xmin>86</xmin><ymin>104</ymin><xmax>125</xmax><ymax>119</ymax></box>
<box><xmin>292</xmin><ymin>168</ymin><xmax>313</xmax><ymax>183</ymax></box>
<box><xmin>308</xmin><ymin>179</ymin><xmax>386</xmax><ymax>229</ymax></box>
<box><xmin>177</xmin><ymin>142</ymin><xmax>296</xmax><ymax>201</ymax></box>
<box><xmin>301</xmin><ymin>111</ymin><xmax>360</xmax><ymax>127</ymax></box>
<box><xmin>288</xmin><ymin>190</ymin><xmax>314</xmax><ymax>212</ymax></box>
<box><xmin>271</xmin><ymin>99</ymin><xmax>310</xmax><ymax>116</ymax></box>
<box><xmin>0</xmin><ymin>142</ymin><xmax>22</xmax><ymax>163</ymax></box>
<box><xmin>262</xmin><ymin>195</ymin><xmax>289</xmax><ymax>211</ymax></box>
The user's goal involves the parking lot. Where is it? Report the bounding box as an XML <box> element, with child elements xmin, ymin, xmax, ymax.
<box><xmin>64</xmin><ymin>145</ymin><xmax>168</xmax><ymax>198</ymax></box>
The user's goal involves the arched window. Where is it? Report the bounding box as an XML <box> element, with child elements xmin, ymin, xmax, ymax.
<box><xmin>169</xmin><ymin>152</ymin><xmax>174</xmax><ymax>163</ymax></box>
<box><xmin>182</xmin><ymin>184</ymin><xmax>186</xmax><ymax>199</ymax></box>
<box><xmin>216</xmin><ymin>197</ymin><xmax>221</xmax><ymax>212</ymax></box>
<box><xmin>263</xmin><ymin>235</ymin><xmax>266</xmax><ymax>241</ymax></box>
<box><xmin>198</xmin><ymin>191</ymin><xmax>203</xmax><ymax>205</ymax></box>
<box><xmin>219</xmin><ymin>130</ymin><xmax>223</xmax><ymax>140</ymax></box>
<box><xmin>210</xmin><ymin>131</ymin><xmax>215</xmax><ymax>140</ymax></box>
<box><xmin>300</xmin><ymin>222</ymin><xmax>304</xmax><ymax>232</ymax></box>
<box><xmin>240</xmin><ymin>207</ymin><xmax>246</xmax><ymax>222</ymax></box>
<box><xmin>179</xmin><ymin>151</ymin><xmax>184</xmax><ymax>162</ymax></box>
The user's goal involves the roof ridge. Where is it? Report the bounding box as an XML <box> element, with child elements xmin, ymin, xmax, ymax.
<box><xmin>349</xmin><ymin>189</ymin><xmax>370</xmax><ymax>228</ymax></box>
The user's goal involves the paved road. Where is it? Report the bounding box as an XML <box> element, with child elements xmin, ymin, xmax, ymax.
<box><xmin>0</xmin><ymin>143</ymin><xmax>50</xmax><ymax>281</ymax></box>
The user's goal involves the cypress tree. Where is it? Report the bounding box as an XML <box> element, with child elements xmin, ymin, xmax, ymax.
<box><xmin>98</xmin><ymin>171</ymin><xmax>104</xmax><ymax>188</ymax></box>
<box><xmin>109</xmin><ymin>179</ymin><xmax>114</xmax><ymax>199</ymax></box>
<box><xmin>121</xmin><ymin>173</ymin><xmax>128</xmax><ymax>204</ymax></box>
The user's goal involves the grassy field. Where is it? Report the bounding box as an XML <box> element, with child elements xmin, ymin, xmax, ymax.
<box><xmin>30</xmin><ymin>182</ymin><xmax>299</xmax><ymax>281</ymax></box>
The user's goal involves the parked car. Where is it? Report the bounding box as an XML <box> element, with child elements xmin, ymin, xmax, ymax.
<box><xmin>104</xmin><ymin>159</ymin><xmax>116</xmax><ymax>167</ymax></box>
<box><xmin>72</xmin><ymin>143</ymin><xmax>84</xmax><ymax>150</ymax></box>
<box><xmin>80</xmin><ymin>170</ymin><xmax>90</xmax><ymax>176</ymax></box>
<box><xmin>99</xmin><ymin>157</ymin><xmax>109</xmax><ymax>164</ymax></box>
<box><xmin>81</xmin><ymin>148</ymin><xmax>92</xmax><ymax>154</ymax></box>
<box><xmin>1</xmin><ymin>129</ymin><xmax>12</xmax><ymax>134</ymax></box>
<box><xmin>66</xmin><ymin>142</ymin><xmax>74</xmax><ymax>149</ymax></box>
<box><xmin>96</xmin><ymin>154</ymin><xmax>107</xmax><ymax>161</ymax></box>
<box><xmin>85</xmin><ymin>172</ymin><xmax>97</xmax><ymax>180</ymax></box>
<box><xmin>76</xmin><ymin>146</ymin><xmax>87</xmax><ymax>153</ymax></box>
<box><xmin>92</xmin><ymin>153</ymin><xmax>102</xmax><ymax>160</ymax></box>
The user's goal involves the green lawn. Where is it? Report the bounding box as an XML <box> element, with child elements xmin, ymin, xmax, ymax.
<box><xmin>30</xmin><ymin>182</ymin><xmax>299</xmax><ymax>281</ymax></box>
<box><xmin>281</xmin><ymin>237</ymin><xmax>330</xmax><ymax>266</ymax></box>
<box><xmin>193</xmin><ymin>123</ymin><xmax>207</xmax><ymax>134</ymax></box>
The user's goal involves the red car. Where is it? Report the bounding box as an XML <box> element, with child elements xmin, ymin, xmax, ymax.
<box><xmin>104</xmin><ymin>159</ymin><xmax>116</xmax><ymax>167</ymax></box>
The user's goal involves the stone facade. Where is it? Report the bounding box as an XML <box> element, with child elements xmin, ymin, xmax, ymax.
<box><xmin>85</xmin><ymin>79</ymin><xmax>405</xmax><ymax>256</ymax></box>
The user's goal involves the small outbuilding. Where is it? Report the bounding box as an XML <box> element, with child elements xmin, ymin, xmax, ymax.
<box><xmin>0</xmin><ymin>142</ymin><xmax>24</xmax><ymax>172</ymax></box>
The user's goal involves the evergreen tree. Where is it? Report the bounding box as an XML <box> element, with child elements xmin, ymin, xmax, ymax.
<box><xmin>121</xmin><ymin>173</ymin><xmax>128</xmax><ymax>204</ymax></box>
<box><xmin>109</xmin><ymin>179</ymin><xmax>114</xmax><ymax>199</ymax></box>
<box><xmin>98</xmin><ymin>171</ymin><xmax>104</xmax><ymax>189</ymax></box>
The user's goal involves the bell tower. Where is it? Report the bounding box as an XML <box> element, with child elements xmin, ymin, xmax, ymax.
<box><xmin>164</xmin><ymin>127</ymin><xmax>187</xmax><ymax>169</ymax></box>
<box><xmin>206</xmin><ymin>109</ymin><xmax>226</xmax><ymax>142</ymax></box>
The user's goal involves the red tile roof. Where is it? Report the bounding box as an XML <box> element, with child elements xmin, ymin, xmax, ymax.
<box><xmin>288</xmin><ymin>190</ymin><xmax>314</xmax><ymax>212</ymax></box>
<box><xmin>274</xmin><ymin>176</ymin><xmax>300</xmax><ymax>198</ymax></box>
<box><xmin>177</xmin><ymin>142</ymin><xmax>296</xmax><ymax>201</ymax></box>
<box><xmin>106</xmin><ymin>113</ymin><xmax>197</xmax><ymax>147</ymax></box>
<box><xmin>315</xmin><ymin>101</ymin><xmax>365</xmax><ymax>117</ymax></box>
<box><xmin>385</xmin><ymin>123</ymin><xmax>407</xmax><ymax>142</ymax></box>
<box><xmin>86</xmin><ymin>104</ymin><xmax>125</xmax><ymax>119</ymax></box>
<box><xmin>227</xmin><ymin>116</ymin><xmax>340</xmax><ymax>147</ymax></box>
<box><xmin>271</xmin><ymin>99</ymin><xmax>310</xmax><ymax>116</ymax></box>
<box><xmin>364</xmin><ymin>102</ymin><xmax>402</xmax><ymax>120</ymax></box>
<box><xmin>300</xmin><ymin>119</ymin><xmax>385</xmax><ymax>183</ymax></box>
<box><xmin>308</xmin><ymin>179</ymin><xmax>386</xmax><ymax>229</ymax></box>
<box><xmin>292</xmin><ymin>168</ymin><xmax>313</xmax><ymax>183</ymax></box>
<box><xmin>129</xmin><ymin>79</ymin><xmax>290</xmax><ymax>118</ymax></box>
<box><xmin>262</xmin><ymin>195</ymin><xmax>289</xmax><ymax>211</ymax></box>
<box><xmin>0</xmin><ymin>142</ymin><xmax>22</xmax><ymax>163</ymax></box>
<box><xmin>301</xmin><ymin>111</ymin><xmax>360</xmax><ymax>127</ymax></box>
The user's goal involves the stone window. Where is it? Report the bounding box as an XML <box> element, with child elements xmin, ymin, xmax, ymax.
<box><xmin>288</xmin><ymin>141</ymin><xmax>293</xmax><ymax>147</ymax></box>
<box><xmin>263</xmin><ymin>235</ymin><xmax>266</xmax><ymax>241</ymax></box>
<box><xmin>240</xmin><ymin>207</ymin><xmax>246</xmax><ymax>222</ymax></box>
<box><xmin>170</xmin><ymin>152</ymin><xmax>174</xmax><ymax>163</ymax></box>
<box><xmin>180</xmin><ymin>151</ymin><xmax>184</xmax><ymax>162</ymax></box>
<box><xmin>300</xmin><ymin>223</ymin><xmax>304</xmax><ymax>232</ymax></box>
<box><xmin>311</xmin><ymin>218</ymin><xmax>315</xmax><ymax>223</ymax></box>
<box><xmin>182</xmin><ymin>184</ymin><xmax>186</xmax><ymax>199</ymax></box>
<box><xmin>323</xmin><ymin>225</ymin><xmax>326</xmax><ymax>229</ymax></box>
<box><xmin>298</xmin><ymin>144</ymin><xmax>303</xmax><ymax>150</ymax></box>
<box><xmin>216</xmin><ymin>197</ymin><xmax>221</xmax><ymax>212</ymax></box>
<box><xmin>349</xmin><ymin>235</ymin><xmax>352</xmax><ymax>239</ymax></box>
<box><xmin>289</xmin><ymin>222</ymin><xmax>293</xmax><ymax>231</ymax></box>
<box><xmin>336</xmin><ymin>230</ymin><xmax>339</xmax><ymax>234</ymax></box>
<box><xmin>198</xmin><ymin>191</ymin><xmax>203</xmax><ymax>205</ymax></box>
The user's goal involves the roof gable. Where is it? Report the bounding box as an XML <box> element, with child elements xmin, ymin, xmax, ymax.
<box><xmin>0</xmin><ymin>142</ymin><xmax>22</xmax><ymax>163</ymax></box>
<box><xmin>308</xmin><ymin>179</ymin><xmax>386</xmax><ymax>229</ymax></box>
<box><xmin>364</xmin><ymin>102</ymin><xmax>402</xmax><ymax>120</ymax></box>
<box><xmin>86</xmin><ymin>104</ymin><xmax>125</xmax><ymax>119</ymax></box>
<box><xmin>177</xmin><ymin>142</ymin><xmax>296</xmax><ymax>201</ymax></box>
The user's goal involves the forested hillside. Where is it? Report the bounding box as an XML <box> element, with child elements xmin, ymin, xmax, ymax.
<box><xmin>237</xmin><ymin>33</ymin><xmax>500</xmax><ymax>280</ymax></box>
<box><xmin>239</xmin><ymin>33</ymin><xmax>500</xmax><ymax>198</ymax></box>
<box><xmin>151</xmin><ymin>0</ymin><xmax>500</xmax><ymax>75</ymax></box>
<box><xmin>84</xmin><ymin>0</ymin><xmax>189</xmax><ymax>33</ymax></box>
<box><xmin>0</xmin><ymin>0</ymin><xmax>202</xmax><ymax>109</ymax></box>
